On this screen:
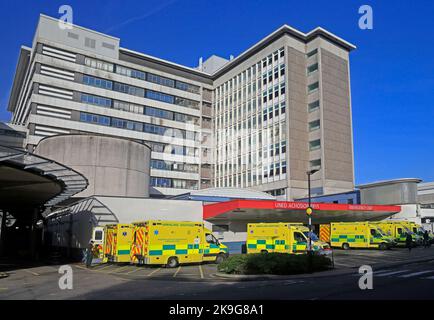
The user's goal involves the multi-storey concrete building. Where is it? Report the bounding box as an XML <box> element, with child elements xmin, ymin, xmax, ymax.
<box><xmin>7</xmin><ymin>14</ymin><xmax>356</xmax><ymax>199</ymax></box>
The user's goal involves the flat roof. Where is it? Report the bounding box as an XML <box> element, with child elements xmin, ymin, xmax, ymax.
<box><xmin>357</xmin><ymin>178</ymin><xmax>422</xmax><ymax>189</ymax></box>
<box><xmin>204</xmin><ymin>200</ymin><xmax>401</xmax><ymax>223</ymax></box>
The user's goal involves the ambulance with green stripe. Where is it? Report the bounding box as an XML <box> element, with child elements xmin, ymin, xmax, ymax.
<box><xmin>103</xmin><ymin>224</ymin><xmax>134</xmax><ymax>263</ymax></box>
<box><xmin>327</xmin><ymin>222</ymin><xmax>394</xmax><ymax>250</ymax></box>
<box><xmin>246</xmin><ymin>223</ymin><xmax>328</xmax><ymax>254</ymax></box>
<box><xmin>130</xmin><ymin>220</ymin><xmax>228</xmax><ymax>268</ymax></box>
<box><xmin>371</xmin><ymin>221</ymin><xmax>421</xmax><ymax>246</ymax></box>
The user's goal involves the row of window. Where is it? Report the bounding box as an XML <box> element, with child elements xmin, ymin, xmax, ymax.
<box><xmin>80</xmin><ymin>93</ymin><xmax>199</xmax><ymax>125</ymax></box>
<box><xmin>84</xmin><ymin>57</ymin><xmax>200</xmax><ymax>94</ymax></box>
<box><xmin>263</xmin><ymin>161</ymin><xmax>287</xmax><ymax>178</ymax></box>
<box><xmin>151</xmin><ymin>159</ymin><xmax>199</xmax><ymax>173</ymax></box>
<box><xmin>262</xmin><ymin>82</ymin><xmax>285</xmax><ymax>103</ymax></box>
<box><xmin>82</xmin><ymin>73</ymin><xmax>200</xmax><ymax>110</ymax></box>
<box><xmin>151</xmin><ymin>177</ymin><xmax>199</xmax><ymax>189</ymax></box>
<box><xmin>79</xmin><ymin>112</ymin><xmax>199</xmax><ymax>140</ymax></box>
<box><xmin>146</xmin><ymin>141</ymin><xmax>199</xmax><ymax>157</ymax></box>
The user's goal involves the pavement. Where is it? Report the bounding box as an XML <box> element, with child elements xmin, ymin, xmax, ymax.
<box><xmin>0</xmin><ymin>246</ymin><xmax>433</xmax><ymax>299</ymax></box>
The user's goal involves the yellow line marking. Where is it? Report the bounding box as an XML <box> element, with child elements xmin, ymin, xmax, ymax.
<box><xmin>173</xmin><ymin>266</ymin><xmax>182</xmax><ymax>277</ymax></box>
<box><xmin>94</xmin><ymin>264</ymin><xmax>113</xmax><ymax>271</ymax></box>
<box><xmin>24</xmin><ymin>270</ymin><xmax>40</xmax><ymax>276</ymax></box>
<box><xmin>0</xmin><ymin>288</ymin><xmax>8</xmax><ymax>290</ymax></box>
<box><xmin>146</xmin><ymin>268</ymin><xmax>161</xmax><ymax>277</ymax></box>
<box><xmin>74</xmin><ymin>265</ymin><xmax>89</xmax><ymax>271</ymax></box>
<box><xmin>198</xmin><ymin>265</ymin><xmax>204</xmax><ymax>279</ymax></box>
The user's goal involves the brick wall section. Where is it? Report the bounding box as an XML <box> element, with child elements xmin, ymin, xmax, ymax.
<box><xmin>321</xmin><ymin>48</ymin><xmax>353</xmax><ymax>182</ymax></box>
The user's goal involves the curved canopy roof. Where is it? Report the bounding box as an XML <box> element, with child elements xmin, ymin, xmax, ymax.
<box><xmin>0</xmin><ymin>145</ymin><xmax>88</xmax><ymax>214</ymax></box>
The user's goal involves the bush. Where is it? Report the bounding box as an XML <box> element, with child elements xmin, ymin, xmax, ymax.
<box><xmin>218</xmin><ymin>253</ymin><xmax>332</xmax><ymax>275</ymax></box>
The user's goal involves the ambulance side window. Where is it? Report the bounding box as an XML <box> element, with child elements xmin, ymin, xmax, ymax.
<box><xmin>294</xmin><ymin>232</ymin><xmax>306</xmax><ymax>243</ymax></box>
<box><xmin>94</xmin><ymin>231</ymin><xmax>103</xmax><ymax>241</ymax></box>
<box><xmin>206</xmin><ymin>233</ymin><xmax>218</xmax><ymax>244</ymax></box>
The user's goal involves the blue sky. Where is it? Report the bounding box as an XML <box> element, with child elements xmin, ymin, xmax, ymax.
<box><xmin>0</xmin><ymin>0</ymin><xmax>433</xmax><ymax>184</ymax></box>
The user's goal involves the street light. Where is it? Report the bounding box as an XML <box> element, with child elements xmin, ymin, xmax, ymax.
<box><xmin>306</xmin><ymin>167</ymin><xmax>320</xmax><ymax>272</ymax></box>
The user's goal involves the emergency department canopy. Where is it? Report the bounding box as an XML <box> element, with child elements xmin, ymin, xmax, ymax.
<box><xmin>203</xmin><ymin>200</ymin><xmax>401</xmax><ymax>224</ymax></box>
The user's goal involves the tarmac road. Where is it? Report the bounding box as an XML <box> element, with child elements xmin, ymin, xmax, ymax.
<box><xmin>0</xmin><ymin>247</ymin><xmax>433</xmax><ymax>300</ymax></box>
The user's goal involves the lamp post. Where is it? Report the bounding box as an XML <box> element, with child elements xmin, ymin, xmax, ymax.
<box><xmin>306</xmin><ymin>168</ymin><xmax>319</xmax><ymax>272</ymax></box>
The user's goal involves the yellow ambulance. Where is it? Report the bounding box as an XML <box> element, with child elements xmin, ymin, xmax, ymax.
<box><xmin>371</xmin><ymin>221</ymin><xmax>420</xmax><ymax>246</ymax></box>
<box><xmin>324</xmin><ymin>222</ymin><xmax>394</xmax><ymax>250</ymax></box>
<box><xmin>130</xmin><ymin>220</ymin><xmax>229</xmax><ymax>268</ymax></box>
<box><xmin>91</xmin><ymin>226</ymin><xmax>105</xmax><ymax>259</ymax></box>
<box><xmin>246</xmin><ymin>222</ymin><xmax>329</xmax><ymax>254</ymax></box>
<box><xmin>103</xmin><ymin>224</ymin><xmax>134</xmax><ymax>263</ymax></box>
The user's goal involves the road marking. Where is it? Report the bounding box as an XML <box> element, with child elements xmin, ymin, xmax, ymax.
<box><xmin>399</xmin><ymin>270</ymin><xmax>434</xmax><ymax>278</ymax></box>
<box><xmin>376</xmin><ymin>270</ymin><xmax>410</xmax><ymax>277</ymax></box>
<box><xmin>423</xmin><ymin>276</ymin><xmax>434</xmax><ymax>280</ymax></box>
<box><xmin>126</xmin><ymin>267</ymin><xmax>141</xmax><ymax>275</ymax></box>
<box><xmin>146</xmin><ymin>268</ymin><xmax>161</xmax><ymax>277</ymax></box>
<box><xmin>198</xmin><ymin>265</ymin><xmax>204</xmax><ymax>279</ymax></box>
<box><xmin>23</xmin><ymin>270</ymin><xmax>40</xmax><ymax>276</ymax></box>
<box><xmin>110</xmin><ymin>265</ymin><xmax>131</xmax><ymax>274</ymax></box>
<box><xmin>173</xmin><ymin>266</ymin><xmax>181</xmax><ymax>278</ymax></box>
<box><xmin>94</xmin><ymin>264</ymin><xmax>114</xmax><ymax>271</ymax></box>
<box><xmin>0</xmin><ymin>288</ymin><xmax>8</xmax><ymax>290</ymax></box>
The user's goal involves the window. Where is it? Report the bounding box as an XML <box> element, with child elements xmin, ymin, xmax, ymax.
<box><xmin>114</xmin><ymin>82</ymin><xmax>145</xmax><ymax>97</ymax></box>
<box><xmin>94</xmin><ymin>231</ymin><xmax>103</xmax><ymax>241</ymax></box>
<box><xmin>308</xmin><ymin>100</ymin><xmax>320</xmax><ymax>112</ymax></box>
<box><xmin>309</xmin><ymin>119</ymin><xmax>320</xmax><ymax>131</ymax></box>
<box><xmin>84</xmin><ymin>57</ymin><xmax>114</xmax><ymax>72</ymax></box>
<box><xmin>281</xmin><ymin>161</ymin><xmax>287</xmax><ymax>174</ymax></box>
<box><xmin>281</xmin><ymin>141</ymin><xmax>286</xmax><ymax>154</ymax></box>
<box><xmin>307</xmin><ymin>49</ymin><xmax>318</xmax><ymax>58</ymax></box>
<box><xmin>81</xmin><ymin>94</ymin><xmax>112</xmax><ymax>108</ymax></box>
<box><xmin>280</xmin><ymin>82</ymin><xmax>286</xmax><ymax>95</ymax></box>
<box><xmin>309</xmin><ymin>139</ymin><xmax>321</xmax><ymax>151</ymax></box>
<box><xmin>145</xmin><ymin>90</ymin><xmax>174</xmax><ymax>104</ymax></box>
<box><xmin>151</xmin><ymin>177</ymin><xmax>172</xmax><ymax>188</ymax></box>
<box><xmin>115</xmin><ymin>65</ymin><xmax>146</xmax><ymax>80</ymax></box>
<box><xmin>145</xmin><ymin>106</ymin><xmax>173</xmax><ymax>121</ymax></box>
<box><xmin>111</xmin><ymin>118</ymin><xmax>143</xmax><ymax>131</ymax></box>
<box><xmin>175</xmin><ymin>81</ymin><xmax>200</xmax><ymax>94</ymax></box>
<box><xmin>310</xmin><ymin>159</ymin><xmax>321</xmax><ymax>167</ymax></box>
<box><xmin>113</xmin><ymin>100</ymin><xmax>144</xmax><ymax>114</ymax></box>
<box><xmin>80</xmin><ymin>112</ymin><xmax>110</xmax><ymax>126</ymax></box>
<box><xmin>307</xmin><ymin>63</ymin><xmax>319</xmax><ymax>75</ymax></box>
<box><xmin>83</xmin><ymin>75</ymin><xmax>113</xmax><ymax>90</ymax></box>
<box><xmin>146</xmin><ymin>73</ymin><xmax>175</xmax><ymax>87</ymax></box>
<box><xmin>308</xmin><ymin>82</ymin><xmax>319</xmax><ymax>93</ymax></box>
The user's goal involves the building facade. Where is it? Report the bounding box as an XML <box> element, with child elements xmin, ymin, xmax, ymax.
<box><xmin>7</xmin><ymin>15</ymin><xmax>356</xmax><ymax>199</ymax></box>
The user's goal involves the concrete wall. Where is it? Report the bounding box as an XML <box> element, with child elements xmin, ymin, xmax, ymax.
<box><xmin>360</xmin><ymin>181</ymin><xmax>419</xmax><ymax>205</ymax></box>
<box><xmin>34</xmin><ymin>134</ymin><xmax>151</xmax><ymax>198</ymax></box>
<box><xmin>45</xmin><ymin>196</ymin><xmax>203</xmax><ymax>257</ymax></box>
<box><xmin>320</xmin><ymin>48</ymin><xmax>354</xmax><ymax>193</ymax></box>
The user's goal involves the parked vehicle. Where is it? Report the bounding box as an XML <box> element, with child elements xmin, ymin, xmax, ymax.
<box><xmin>91</xmin><ymin>226</ymin><xmax>105</xmax><ymax>259</ymax></box>
<box><xmin>371</xmin><ymin>221</ymin><xmax>420</xmax><ymax>246</ymax></box>
<box><xmin>103</xmin><ymin>224</ymin><xmax>134</xmax><ymax>263</ymax></box>
<box><xmin>321</xmin><ymin>222</ymin><xmax>394</xmax><ymax>250</ymax></box>
<box><xmin>246</xmin><ymin>222</ymin><xmax>329</xmax><ymax>254</ymax></box>
<box><xmin>130</xmin><ymin>220</ymin><xmax>228</xmax><ymax>268</ymax></box>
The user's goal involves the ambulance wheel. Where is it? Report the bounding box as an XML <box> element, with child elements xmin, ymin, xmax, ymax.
<box><xmin>260</xmin><ymin>250</ymin><xmax>268</xmax><ymax>254</ymax></box>
<box><xmin>379</xmin><ymin>243</ymin><xmax>388</xmax><ymax>250</ymax></box>
<box><xmin>342</xmin><ymin>243</ymin><xmax>350</xmax><ymax>250</ymax></box>
<box><xmin>215</xmin><ymin>253</ymin><xmax>226</xmax><ymax>265</ymax></box>
<box><xmin>166</xmin><ymin>257</ymin><xmax>179</xmax><ymax>268</ymax></box>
